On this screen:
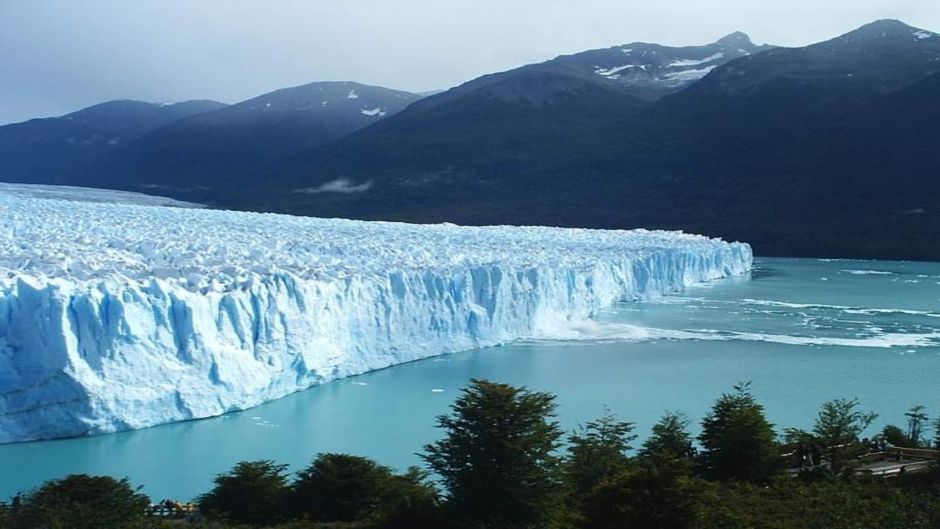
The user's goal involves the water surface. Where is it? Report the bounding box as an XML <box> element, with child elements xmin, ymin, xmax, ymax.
<box><xmin>2</xmin><ymin>257</ymin><xmax>939</xmax><ymax>500</ymax></box>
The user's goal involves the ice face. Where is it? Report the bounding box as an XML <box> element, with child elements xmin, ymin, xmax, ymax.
<box><xmin>0</xmin><ymin>188</ymin><xmax>752</xmax><ymax>442</ymax></box>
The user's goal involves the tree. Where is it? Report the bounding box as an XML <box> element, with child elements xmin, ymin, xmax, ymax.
<box><xmin>697</xmin><ymin>382</ymin><xmax>779</xmax><ymax>482</ymax></box>
<box><xmin>813</xmin><ymin>398</ymin><xmax>877</xmax><ymax>472</ymax></box>
<box><xmin>782</xmin><ymin>428</ymin><xmax>824</xmax><ymax>474</ymax></box>
<box><xmin>933</xmin><ymin>417</ymin><xmax>940</xmax><ymax>449</ymax></box>
<box><xmin>291</xmin><ymin>453</ymin><xmax>427</xmax><ymax>523</ymax></box>
<box><xmin>422</xmin><ymin>379</ymin><xmax>564</xmax><ymax>529</ymax></box>
<box><xmin>641</xmin><ymin>412</ymin><xmax>696</xmax><ymax>463</ymax></box>
<box><xmin>198</xmin><ymin>460</ymin><xmax>290</xmax><ymax>526</ymax></box>
<box><xmin>579</xmin><ymin>413</ymin><xmax>703</xmax><ymax>529</ymax></box>
<box><xmin>375</xmin><ymin>467</ymin><xmax>442</xmax><ymax>529</ymax></box>
<box><xmin>565</xmin><ymin>412</ymin><xmax>636</xmax><ymax>495</ymax></box>
<box><xmin>882</xmin><ymin>425</ymin><xmax>911</xmax><ymax>448</ymax></box>
<box><xmin>906</xmin><ymin>405</ymin><xmax>929</xmax><ymax>447</ymax></box>
<box><xmin>7</xmin><ymin>474</ymin><xmax>149</xmax><ymax>529</ymax></box>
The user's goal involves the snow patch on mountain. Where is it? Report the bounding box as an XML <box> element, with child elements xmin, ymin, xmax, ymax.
<box><xmin>664</xmin><ymin>65</ymin><xmax>718</xmax><ymax>82</ymax></box>
<box><xmin>668</xmin><ymin>53</ymin><xmax>725</xmax><ymax>67</ymax></box>
<box><xmin>595</xmin><ymin>64</ymin><xmax>646</xmax><ymax>78</ymax></box>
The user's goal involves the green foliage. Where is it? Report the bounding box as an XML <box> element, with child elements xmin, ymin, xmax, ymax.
<box><xmin>291</xmin><ymin>454</ymin><xmax>393</xmax><ymax>522</ymax></box>
<box><xmin>580</xmin><ymin>458</ymin><xmax>705</xmax><ymax>529</ymax></box>
<box><xmin>565</xmin><ymin>412</ymin><xmax>636</xmax><ymax>495</ymax></box>
<box><xmin>373</xmin><ymin>467</ymin><xmax>442</xmax><ymax>529</ymax></box>
<box><xmin>422</xmin><ymin>379</ymin><xmax>564</xmax><ymax>529</ymax></box>
<box><xmin>6</xmin><ymin>474</ymin><xmax>149</xmax><ymax>529</ymax></box>
<box><xmin>780</xmin><ymin>428</ymin><xmax>826</xmax><ymax>477</ymax></box>
<box><xmin>906</xmin><ymin>405</ymin><xmax>929</xmax><ymax>447</ymax></box>
<box><xmin>290</xmin><ymin>454</ymin><xmax>438</xmax><ymax>526</ymax></box>
<box><xmin>812</xmin><ymin>398</ymin><xmax>877</xmax><ymax>472</ymax></box>
<box><xmin>697</xmin><ymin>382</ymin><xmax>779</xmax><ymax>482</ymax></box>
<box><xmin>697</xmin><ymin>478</ymin><xmax>940</xmax><ymax>529</ymax></box>
<box><xmin>641</xmin><ymin>412</ymin><xmax>696</xmax><ymax>463</ymax></box>
<box><xmin>883</xmin><ymin>424</ymin><xmax>912</xmax><ymax>448</ymax></box>
<box><xmin>198</xmin><ymin>460</ymin><xmax>290</xmax><ymax>526</ymax></box>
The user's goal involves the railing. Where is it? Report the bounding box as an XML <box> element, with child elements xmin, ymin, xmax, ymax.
<box><xmin>857</xmin><ymin>446</ymin><xmax>940</xmax><ymax>463</ymax></box>
<box><xmin>783</xmin><ymin>445</ymin><xmax>940</xmax><ymax>477</ymax></box>
<box><xmin>145</xmin><ymin>503</ymin><xmax>197</xmax><ymax>518</ymax></box>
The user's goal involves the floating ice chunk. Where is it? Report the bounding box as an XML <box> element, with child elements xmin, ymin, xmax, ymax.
<box><xmin>841</xmin><ymin>270</ymin><xmax>894</xmax><ymax>276</ymax></box>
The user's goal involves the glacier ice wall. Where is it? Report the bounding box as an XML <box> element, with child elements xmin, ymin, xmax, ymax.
<box><xmin>0</xmin><ymin>191</ymin><xmax>752</xmax><ymax>442</ymax></box>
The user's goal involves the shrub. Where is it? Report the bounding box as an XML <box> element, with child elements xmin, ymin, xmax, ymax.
<box><xmin>198</xmin><ymin>460</ymin><xmax>290</xmax><ymax>526</ymax></box>
<box><xmin>8</xmin><ymin>474</ymin><xmax>149</xmax><ymax>529</ymax></box>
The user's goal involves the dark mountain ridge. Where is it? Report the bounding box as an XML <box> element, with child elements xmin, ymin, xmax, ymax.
<box><xmin>0</xmin><ymin>99</ymin><xmax>226</xmax><ymax>185</ymax></box>
<box><xmin>84</xmin><ymin>81</ymin><xmax>423</xmax><ymax>201</ymax></box>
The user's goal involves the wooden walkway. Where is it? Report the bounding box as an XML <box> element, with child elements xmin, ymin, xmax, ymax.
<box><xmin>854</xmin><ymin>447</ymin><xmax>940</xmax><ymax>477</ymax></box>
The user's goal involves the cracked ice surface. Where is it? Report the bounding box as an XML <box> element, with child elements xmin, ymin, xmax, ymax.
<box><xmin>0</xmin><ymin>189</ymin><xmax>751</xmax><ymax>442</ymax></box>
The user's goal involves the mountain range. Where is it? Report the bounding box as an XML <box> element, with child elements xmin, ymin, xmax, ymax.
<box><xmin>1</xmin><ymin>20</ymin><xmax>938</xmax><ymax>260</ymax></box>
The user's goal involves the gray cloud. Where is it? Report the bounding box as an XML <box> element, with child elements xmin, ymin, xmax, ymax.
<box><xmin>295</xmin><ymin>178</ymin><xmax>373</xmax><ymax>194</ymax></box>
<box><xmin>1</xmin><ymin>0</ymin><xmax>938</xmax><ymax>124</ymax></box>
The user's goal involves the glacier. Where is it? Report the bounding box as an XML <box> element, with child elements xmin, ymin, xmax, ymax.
<box><xmin>0</xmin><ymin>187</ymin><xmax>752</xmax><ymax>443</ymax></box>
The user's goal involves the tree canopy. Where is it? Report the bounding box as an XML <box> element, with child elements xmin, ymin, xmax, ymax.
<box><xmin>422</xmin><ymin>378</ymin><xmax>564</xmax><ymax>528</ymax></box>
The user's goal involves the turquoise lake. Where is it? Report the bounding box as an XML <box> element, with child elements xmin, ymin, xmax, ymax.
<box><xmin>2</xmin><ymin>257</ymin><xmax>940</xmax><ymax>500</ymax></box>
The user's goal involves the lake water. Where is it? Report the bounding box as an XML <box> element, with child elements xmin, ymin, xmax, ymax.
<box><xmin>2</xmin><ymin>257</ymin><xmax>940</xmax><ymax>501</ymax></box>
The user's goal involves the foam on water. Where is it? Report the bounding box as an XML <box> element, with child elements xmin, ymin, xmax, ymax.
<box><xmin>528</xmin><ymin>319</ymin><xmax>940</xmax><ymax>348</ymax></box>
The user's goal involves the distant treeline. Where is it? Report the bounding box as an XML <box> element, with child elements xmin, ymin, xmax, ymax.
<box><xmin>3</xmin><ymin>379</ymin><xmax>940</xmax><ymax>529</ymax></box>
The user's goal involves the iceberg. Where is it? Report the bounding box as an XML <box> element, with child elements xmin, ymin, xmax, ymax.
<box><xmin>0</xmin><ymin>188</ymin><xmax>752</xmax><ymax>443</ymax></box>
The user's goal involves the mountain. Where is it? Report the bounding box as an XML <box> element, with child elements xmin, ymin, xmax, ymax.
<box><xmin>548</xmin><ymin>30</ymin><xmax>773</xmax><ymax>100</ymax></box>
<box><xmin>570</xmin><ymin>18</ymin><xmax>940</xmax><ymax>259</ymax></box>
<box><xmin>245</xmin><ymin>20</ymin><xmax>940</xmax><ymax>260</ymax></box>
<box><xmin>0</xmin><ymin>100</ymin><xmax>226</xmax><ymax>185</ymax></box>
<box><xmin>88</xmin><ymin>81</ymin><xmax>422</xmax><ymax>201</ymax></box>
<box><xmin>227</xmin><ymin>32</ymin><xmax>770</xmax><ymax>214</ymax></box>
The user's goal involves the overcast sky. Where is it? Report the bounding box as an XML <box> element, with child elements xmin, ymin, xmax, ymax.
<box><xmin>1</xmin><ymin>0</ymin><xmax>938</xmax><ymax>125</ymax></box>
